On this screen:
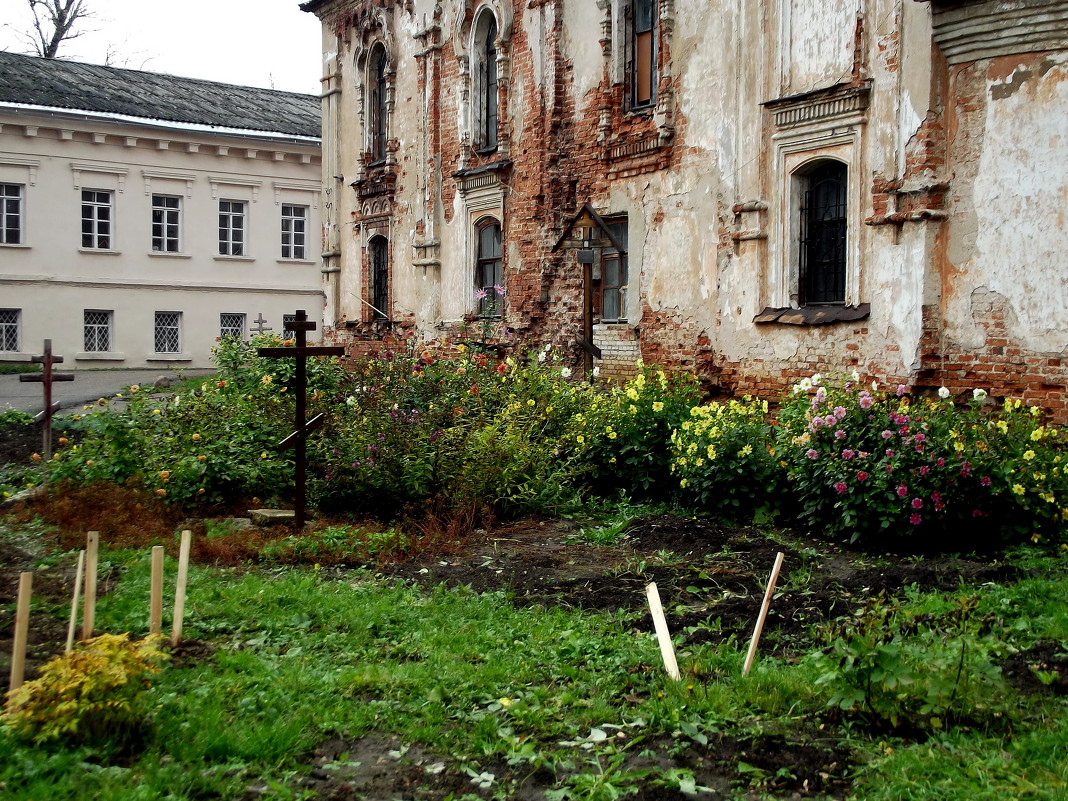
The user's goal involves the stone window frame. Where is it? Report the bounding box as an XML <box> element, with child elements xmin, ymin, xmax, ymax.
<box><xmin>796</xmin><ymin>158</ymin><xmax>848</xmax><ymax>306</ymax></box>
<box><xmin>471</xmin><ymin>8</ymin><xmax>499</xmax><ymax>153</ymax></box>
<box><xmin>596</xmin><ymin>216</ymin><xmax>630</xmax><ymax>323</ymax></box>
<box><xmin>454</xmin><ymin>0</ymin><xmax>513</xmax><ymax>164</ymax></box>
<box><xmin>599</xmin><ymin>0</ymin><xmax>676</xmax><ymax>155</ymax></box>
<box><xmin>626</xmin><ymin>0</ymin><xmax>658</xmax><ymax>111</ymax></box>
<box><xmin>474</xmin><ymin>215</ymin><xmax>503</xmax><ymax>318</ymax></box>
<box><xmin>368</xmin><ymin>233</ymin><xmax>390</xmax><ymax>320</ymax></box>
<box><xmin>366</xmin><ymin>42</ymin><xmax>391</xmax><ymax>165</ymax></box>
<box><xmin>765</xmin><ymin>84</ymin><xmax>868</xmax><ymax>312</ymax></box>
<box><xmin>352</xmin><ymin>10</ymin><xmax>397</xmax><ymax>172</ymax></box>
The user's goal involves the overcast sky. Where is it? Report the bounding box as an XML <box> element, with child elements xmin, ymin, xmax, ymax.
<box><xmin>0</xmin><ymin>0</ymin><xmax>323</xmax><ymax>95</ymax></box>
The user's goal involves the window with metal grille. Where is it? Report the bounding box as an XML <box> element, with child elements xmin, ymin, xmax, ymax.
<box><xmin>81</xmin><ymin>190</ymin><xmax>112</xmax><ymax>249</ymax></box>
<box><xmin>1</xmin><ymin>183</ymin><xmax>23</xmax><ymax>245</ymax></box>
<box><xmin>220</xmin><ymin>313</ymin><xmax>245</xmax><ymax>339</ymax></box>
<box><xmin>474</xmin><ymin>11</ymin><xmax>498</xmax><ymax>151</ymax></box>
<box><xmin>151</xmin><ymin>195</ymin><xmax>180</xmax><ymax>252</ymax></box>
<box><xmin>476</xmin><ymin>219</ymin><xmax>503</xmax><ymax>317</ymax></box>
<box><xmin>219</xmin><ymin>200</ymin><xmax>246</xmax><ymax>256</ymax></box>
<box><xmin>798</xmin><ymin>160</ymin><xmax>847</xmax><ymax>306</ymax></box>
<box><xmin>369</xmin><ymin>236</ymin><xmax>389</xmax><ymax>319</ymax></box>
<box><xmin>369</xmin><ymin>45</ymin><xmax>389</xmax><ymax>163</ymax></box>
<box><xmin>83</xmin><ymin>310</ymin><xmax>112</xmax><ymax>352</ymax></box>
<box><xmin>600</xmin><ymin>220</ymin><xmax>629</xmax><ymax>322</ymax></box>
<box><xmin>0</xmin><ymin>309</ymin><xmax>19</xmax><ymax>351</ymax></box>
<box><xmin>627</xmin><ymin>0</ymin><xmax>657</xmax><ymax>109</ymax></box>
<box><xmin>281</xmin><ymin>205</ymin><xmax>307</xmax><ymax>259</ymax></box>
<box><xmin>154</xmin><ymin>311</ymin><xmax>181</xmax><ymax>353</ymax></box>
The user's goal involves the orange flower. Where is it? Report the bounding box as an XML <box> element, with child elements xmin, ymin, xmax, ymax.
<box><xmin>155</xmin><ymin>489</ymin><xmax>166</xmax><ymax>497</ymax></box>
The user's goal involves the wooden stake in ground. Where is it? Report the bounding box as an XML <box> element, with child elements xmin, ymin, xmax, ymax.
<box><xmin>149</xmin><ymin>545</ymin><xmax>165</xmax><ymax>636</ymax></box>
<box><xmin>171</xmin><ymin>530</ymin><xmax>192</xmax><ymax>647</ymax></box>
<box><xmin>82</xmin><ymin>531</ymin><xmax>99</xmax><ymax>640</ymax></box>
<box><xmin>65</xmin><ymin>550</ymin><xmax>85</xmax><ymax>653</ymax></box>
<box><xmin>646</xmin><ymin>582</ymin><xmax>681</xmax><ymax>680</ymax></box>
<box><xmin>9</xmin><ymin>572</ymin><xmax>33</xmax><ymax>694</ymax></box>
<box><xmin>743</xmin><ymin>552</ymin><xmax>785</xmax><ymax>675</ymax></box>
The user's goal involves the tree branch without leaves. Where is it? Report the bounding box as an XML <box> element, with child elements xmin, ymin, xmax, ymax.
<box><xmin>28</xmin><ymin>0</ymin><xmax>91</xmax><ymax>59</ymax></box>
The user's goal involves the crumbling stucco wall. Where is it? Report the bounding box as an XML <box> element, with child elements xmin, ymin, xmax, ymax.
<box><xmin>305</xmin><ymin>0</ymin><xmax>1068</xmax><ymax>419</ymax></box>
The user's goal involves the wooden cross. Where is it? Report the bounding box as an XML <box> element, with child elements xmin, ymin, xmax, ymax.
<box><xmin>257</xmin><ymin>310</ymin><xmax>344</xmax><ymax>528</ymax></box>
<box><xmin>251</xmin><ymin>313</ymin><xmax>273</xmax><ymax>335</ymax></box>
<box><xmin>19</xmin><ymin>339</ymin><xmax>74</xmax><ymax>455</ymax></box>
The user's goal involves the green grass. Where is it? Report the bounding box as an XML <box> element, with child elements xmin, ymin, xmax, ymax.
<box><xmin>2</xmin><ymin>526</ymin><xmax>1067</xmax><ymax>800</ymax></box>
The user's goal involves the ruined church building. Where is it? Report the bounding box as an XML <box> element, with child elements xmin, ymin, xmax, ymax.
<box><xmin>301</xmin><ymin>0</ymin><xmax>1068</xmax><ymax>419</ymax></box>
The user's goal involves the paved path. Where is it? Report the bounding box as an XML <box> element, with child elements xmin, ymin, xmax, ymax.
<box><xmin>0</xmin><ymin>368</ymin><xmax>216</xmax><ymax>415</ymax></box>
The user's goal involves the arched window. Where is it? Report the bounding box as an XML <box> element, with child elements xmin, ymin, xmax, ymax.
<box><xmin>368</xmin><ymin>45</ymin><xmax>388</xmax><ymax>163</ymax></box>
<box><xmin>627</xmin><ymin>0</ymin><xmax>657</xmax><ymax>109</ymax></box>
<box><xmin>797</xmin><ymin>160</ymin><xmax>847</xmax><ymax>306</ymax></box>
<box><xmin>369</xmin><ymin>235</ymin><xmax>389</xmax><ymax>319</ymax></box>
<box><xmin>476</xmin><ymin>219</ymin><xmax>502</xmax><ymax>316</ymax></box>
<box><xmin>473</xmin><ymin>10</ymin><xmax>499</xmax><ymax>151</ymax></box>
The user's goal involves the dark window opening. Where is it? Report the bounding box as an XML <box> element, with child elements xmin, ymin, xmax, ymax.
<box><xmin>596</xmin><ymin>219</ymin><xmax>629</xmax><ymax>322</ymax></box>
<box><xmin>628</xmin><ymin>0</ymin><xmax>657</xmax><ymax>109</ymax></box>
<box><xmin>798</xmin><ymin>160</ymin><xmax>847</xmax><ymax>306</ymax></box>
<box><xmin>476</xmin><ymin>220</ymin><xmax>503</xmax><ymax>317</ymax></box>
<box><xmin>369</xmin><ymin>47</ymin><xmax>388</xmax><ymax>163</ymax></box>
<box><xmin>370</xmin><ymin>236</ymin><xmax>389</xmax><ymax>319</ymax></box>
<box><xmin>475</xmin><ymin>13</ymin><xmax>499</xmax><ymax>152</ymax></box>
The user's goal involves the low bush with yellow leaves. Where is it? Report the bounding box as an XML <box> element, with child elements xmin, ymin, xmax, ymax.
<box><xmin>2</xmin><ymin>633</ymin><xmax>168</xmax><ymax>747</ymax></box>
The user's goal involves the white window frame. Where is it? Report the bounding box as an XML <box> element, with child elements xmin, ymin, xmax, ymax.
<box><xmin>83</xmin><ymin>309</ymin><xmax>113</xmax><ymax>352</ymax></box>
<box><xmin>81</xmin><ymin>189</ymin><xmax>114</xmax><ymax>250</ymax></box>
<box><xmin>1</xmin><ymin>183</ymin><xmax>24</xmax><ymax>245</ymax></box>
<box><xmin>281</xmin><ymin>204</ymin><xmax>308</xmax><ymax>260</ymax></box>
<box><xmin>219</xmin><ymin>312</ymin><xmax>246</xmax><ymax>339</ymax></box>
<box><xmin>151</xmin><ymin>194</ymin><xmax>182</xmax><ymax>253</ymax></box>
<box><xmin>154</xmin><ymin>311</ymin><xmax>182</xmax><ymax>354</ymax></box>
<box><xmin>218</xmin><ymin>199</ymin><xmax>247</xmax><ymax>257</ymax></box>
<box><xmin>0</xmin><ymin>308</ymin><xmax>20</xmax><ymax>352</ymax></box>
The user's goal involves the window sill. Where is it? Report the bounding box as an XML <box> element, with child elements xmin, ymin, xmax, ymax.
<box><xmin>0</xmin><ymin>352</ymin><xmax>32</xmax><ymax>362</ymax></box>
<box><xmin>147</xmin><ymin>354</ymin><xmax>192</xmax><ymax>362</ymax></box>
<box><xmin>277</xmin><ymin>258</ymin><xmax>316</xmax><ymax>265</ymax></box>
<box><xmin>76</xmin><ymin>352</ymin><xmax>126</xmax><ymax>361</ymax></box>
<box><xmin>214</xmin><ymin>255</ymin><xmax>255</xmax><ymax>263</ymax></box>
<box><xmin>753</xmin><ymin>303</ymin><xmax>870</xmax><ymax>326</ymax></box>
<box><xmin>0</xmin><ymin>243</ymin><xmax>30</xmax><ymax>249</ymax></box>
<box><xmin>148</xmin><ymin>251</ymin><xmax>191</xmax><ymax>259</ymax></box>
<box><xmin>78</xmin><ymin>248</ymin><xmax>121</xmax><ymax>256</ymax></box>
<box><xmin>473</xmin><ymin>146</ymin><xmax>499</xmax><ymax>158</ymax></box>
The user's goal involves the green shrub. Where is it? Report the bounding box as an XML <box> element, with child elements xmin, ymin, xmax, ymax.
<box><xmin>580</xmin><ymin>363</ymin><xmax>703</xmax><ymax>499</ymax></box>
<box><xmin>669</xmin><ymin>396</ymin><xmax>784</xmax><ymax>519</ymax></box>
<box><xmin>809</xmin><ymin>594</ymin><xmax>1006</xmax><ymax>731</ymax></box>
<box><xmin>2</xmin><ymin>633</ymin><xmax>167</xmax><ymax>746</ymax></box>
<box><xmin>776</xmin><ymin>374</ymin><xmax>1068</xmax><ymax>545</ymax></box>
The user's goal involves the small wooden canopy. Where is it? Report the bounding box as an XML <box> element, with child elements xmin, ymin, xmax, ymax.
<box><xmin>551</xmin><ymin>202</ymin><xmax>628</xmax><ymax>254</ymax></box>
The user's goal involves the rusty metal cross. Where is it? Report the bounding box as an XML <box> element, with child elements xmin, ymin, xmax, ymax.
<box><xmin>257</xmin><ymin>310</ymin><xmax>344</xmax><ymax>528</ymax></box>
<box><xmin>19</xmin><ymin>339</ymin><xmax>74</xmax><ymax>455</ymax></box>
